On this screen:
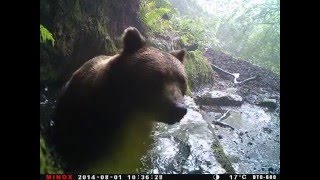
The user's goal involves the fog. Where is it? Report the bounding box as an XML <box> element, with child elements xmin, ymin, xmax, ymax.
<box><xmin>167</xmin><ymin>0</ymin><xmax>280</xmax><ymax>73</ymax></box>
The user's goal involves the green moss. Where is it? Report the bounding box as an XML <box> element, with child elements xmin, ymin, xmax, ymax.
<box><xmin>97</xmin><ymin>20</ymin><xmax>106</xmax><ymax>35</ymax></box>
<box><xmin>71</xmin><ymin>0</ymin><xmax>83</xmax><ymax>24</ymax></box>
<box><xmin>211</xmin><ymin>142</ymin><xmax>236</xmax><ymax>173</ymax></box>
<box><xmin>186</xmin><ymin>85</ymin><xmax>192</xmax><ymax>96</ymax></box>
<box><xmin>40</xmin><ymin>63</ymin><xmax>60</xmax><ymax>82</ymax></box>
<box><xmin>184</xmin><ymin>50</ymin><xmax>213</xmax><ymax>90</ymax></box>
<box><xmin>206</xmin><ymin>123</ymin><xmax>236</xmax><ymax>173</ymax></box>
<box><xmin>40</xmin><ymin>135</ymin><xmax>63</xmax><ymax>174</ymax></box>
<box><xmin>104</xmin><ymin>33</ymin><xmax>118</xmax><ymax>55</ymax></box>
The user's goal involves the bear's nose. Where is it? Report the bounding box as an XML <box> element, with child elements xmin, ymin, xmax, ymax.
<box><xmin>174</xmin><ymin>103</ymin><xmax>187</xmax><ymax>120</ymax></box>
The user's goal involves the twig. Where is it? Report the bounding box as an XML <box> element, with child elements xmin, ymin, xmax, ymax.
<box><xmin>216</xmin><ymin>110</ymin><xmax>231</xmax><ymax>122</ymax></box>
<box><xmin>211</xmin><ymin>64</ymin><xmax>234</xmax><ymax>77</ymax></box>
<box><xmin>210</xmin><ymin>63</ymin><xmax>258</xmax><ymax>84</ymax></box>
<box><xmin>212</xmin><ymin>120</ymin><xmax>235</xmax><ymax>130</ymax></box>
<box><xmin>213</xmin><ymin>110</ymin><xmax>234</xmax><ymax>130</ymax></box>
<box><xmin>235</xmin><ymin>75</ymin><xmax>258</xmax><ymax>84</ymax></box>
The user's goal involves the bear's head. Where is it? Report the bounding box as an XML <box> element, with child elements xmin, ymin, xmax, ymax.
<box><xmin>47</xmin><ymin>27</ymin><xmax>189</xmax><ymax>173</ymax></box>
<box><xmin>118</xmin><ymin>27</ymin><xmax>188</xmax><ymax>124</ymax></box>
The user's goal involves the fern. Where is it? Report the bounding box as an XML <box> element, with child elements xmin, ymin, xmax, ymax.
<box><xmin>140</xmin><ymin>0</ymin><xmax>176</xmax><ymax>34</ymax></box>
<box><xmin>40</xmin><ymin>24</ymin><xmax>55</xmax><ymax>46</ymax></box>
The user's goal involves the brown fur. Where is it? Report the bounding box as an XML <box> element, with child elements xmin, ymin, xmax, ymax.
<box><xmin>49</xmin><ymin>27</ymin><xmax>188</xmax><ymax>173</ymax></box>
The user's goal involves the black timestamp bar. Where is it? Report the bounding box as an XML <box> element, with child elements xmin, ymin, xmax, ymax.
<box><xmin>77</xmin><ymin>175</ymin><xmax>123</xmax><ymax>180</ymax></box>
<box><xmin>127</xmin><ymin>175</ymin><xmax>163</xmax><ymax>180</ymax></box>
<box><xmin>75</xmin><ymin>175</ymin><xmax>121</xmax><ymax>180</ymax></box>
<box><xmin>212</xmin><ymin>174</ymin><xmax>279</xmax><ymax>180</ymax></box>
<box><xmin>160</xmin><ymin>174</ymin><xmax>279</xmax><ymax>180</ymax></box>
<box><xmin>41</xmin><ymin>174</ymin><xmax>279</xmax><ymax>180</ymax></box>
<box><xmin>229</xmin><ymin>174</ymin><xmax>279</xmax><ymax>180</ymax></box>
<box><xmin>76</xmin><ymin>174</ymin><xmax>162</xmax><ymax>180</ymax></box>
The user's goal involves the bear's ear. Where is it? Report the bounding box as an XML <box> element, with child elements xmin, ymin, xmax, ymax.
<box><xmin>122</xmin><ymin>27</ymin><xmax>146</xmax><ymax>53</ymax></box>
<box><xmin>170</xmin><ymin>50</ymin><xmax>186</xmax><ymax>63</ymax></box>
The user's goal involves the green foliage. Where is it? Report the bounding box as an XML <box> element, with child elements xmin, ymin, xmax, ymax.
<box><xmin>209</xmin><ymin>0</ymin><xmax>280</xmax><ymax>74</ymax></box>
<box><xmin>173</xmin><ymin>16</ymin><xmax>219</xmax><ymax>49</ymax></box>
<box><xmin>184</xmin><ymin>50</ymin><xmax>213</xmax><ymax>90</ymax></box>
<box><xmin>40</xmin><ymin>63</ymin><xmax>59</xmax><ymax>82</ymax></box>
<box><xmin>40</xmin><ymin>24</ymin><xmax>55</xmax><ymax>46</ymax></box>
<box><xmin>140</xmin><ymin>0</ymin><xmax>279</xmax><ymax>91</ymax></box>
<box><xmin>240</xmin><ymin>23</ymin><xmax>280</xmax><ymax>73</ymax></box>
<box><xmin>176</xmin><ymin>17</ymin><xmax>204</xmax><ymax>45</ymax></box>
<box><xmin>140</xmin><ymin>0</ymin><xmax>280</xmax><ymax>74</ymax></box>
<box><xmin>140</xmin><ymin>0</ymin><xmax>214</xmax><ymax>89</ymax></box>
<box><xmin>168</xmin><ymin>0</ymin><xmax>206</xmax><ymax>17</ymax></box>
<box><xmin>139</xmin><ymin>0</ymin><xmax>177</xmax><ymax>34</ymax></box>
<box><xmin>40</xmin><ymin>135</ymin><xmax>63</xmax><ymax>174</ymax></box>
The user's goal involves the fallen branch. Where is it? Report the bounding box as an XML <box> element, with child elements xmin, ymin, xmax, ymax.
<box><xmin>212</xmin><ymin>120</ymin><xmax>235</xmax><ymax>130</ymax></box>
<box><xmin>236</xmin><ymin>76</ymin><xmax>258</xmax><ymax>84</ymax></box>
<box><xmin>213</xmin><ymin>110</ymin><xmax>234</xmax><ymax>130</ymax></box>
<box><xmin>210</xmin><ymin>63</ymin><xmax>258</xmax><ymax>84</ymax></box>
<box><xmin>216</xmin><ymin>110</ymin><xmax>231</xmax><ymax>122</ymax></box>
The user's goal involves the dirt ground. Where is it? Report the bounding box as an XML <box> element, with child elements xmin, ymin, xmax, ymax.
<box><xmin>204</xmin><ymin>48</ymin><xmax>280</xmax><ymax>104</ymax></box>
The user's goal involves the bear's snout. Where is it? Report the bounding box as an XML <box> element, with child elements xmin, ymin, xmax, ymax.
<box><xmin>168</xmin><ymin>102</ymin><xmax>187</xmax><ymax>124</ymax></box>
<box><xmin>175</xmin><ymin>102</ymin><xmax>187</xmax><ymax>118</ymax></box>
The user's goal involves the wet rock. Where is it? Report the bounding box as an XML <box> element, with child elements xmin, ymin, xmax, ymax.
<box><xmin>213</xmin><ymin>104</ymin><xmax>279</xmax><ymax>174</ymax></box>
<box><xmin>202</xmin><ymin>112</ymin><xmax>223</xmax><ymax>123</ymax></box>
<box><xmin>268</xmin><ymin>167</ymin><xmax>274</xmax><ymax>172</ymax></box>
<box><xmin>184</xmin><ymin>96</ymin><xmax>200</xmax><ymax>111</ymax></box>
<box><xmin>149</xmin><ymin>36</ymin><xmax>172</xmax><ymax>51</ymax></box>
<box><xmin>184</xmin><ymin>43</ymin><xmax>199</xmax><ymax>51</ymax></box>
<box><xmin>161</xmin><ymin>13</ymin><xmax>170</xmax><ymax>20</ymax></box>
<box><xmin>189</xmin><ymin>169</ymin><xmax>203</xmax><ymax>174</ymax></box>
<box><xmin>199</xmin><ymin>105</ymin><xmax>224</xmax><ymax>113</ymax></box>
<box><xmin>195</xmin><ymin>90</ymin><xmax>243</xmax><ymax>106</ymax></box>
<box><xmin>263</xmin><ymin>127</ymin><xmax>273</xmax><ymax>134</ymax></box>
<box><xmin>244</xmin><ymin>94</ymin><xmax>260</xmax><ymax>104</ymax></box>
<box><xmin>40</xmin><ymin>94</ymin><xmax>48</xmax><ymax>105</ymax></box>
<box><xmin>257</xmin><ymin>98</ymin><xmax>277</xmax><ymax>110</ymax></box>
<box><xmin>141</xmin><ymin>96</ymin><xmax>226</xmax><ymax>174</ymax></box>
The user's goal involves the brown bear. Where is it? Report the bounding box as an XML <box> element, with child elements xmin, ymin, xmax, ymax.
<box><xmin>48</xmin><ymin>27</ymin><xmax>188</xmax><ymax>173</ymax></box>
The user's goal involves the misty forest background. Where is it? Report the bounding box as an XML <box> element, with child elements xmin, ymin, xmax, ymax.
<box><xmin>40</xmin><ymin>0</ymin><xmax>279</xmax><ymax>173</ymax></box>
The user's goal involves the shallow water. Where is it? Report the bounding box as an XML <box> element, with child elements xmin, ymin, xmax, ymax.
<box><xmin>209</xmin><ymin>104</ymin><xmax>280</xmax><ymax>173</ymax></box>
